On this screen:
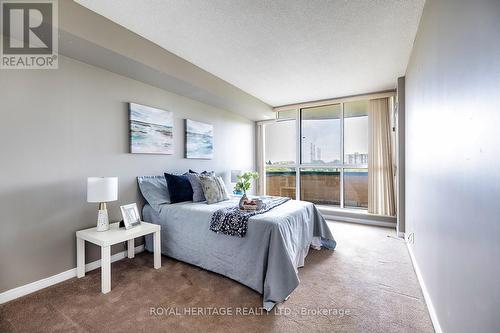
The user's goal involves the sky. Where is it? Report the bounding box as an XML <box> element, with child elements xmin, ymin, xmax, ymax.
<box><xmin>265</xmin><ymin>117</ymin><xmax>368</xmax><ymax>164</ymax></box>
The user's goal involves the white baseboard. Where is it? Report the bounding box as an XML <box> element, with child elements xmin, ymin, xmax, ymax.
<box><xmin>406</xmin><ymin>241</ymin><xmax>442</xmax><ymax>333</ymax></box>
<box><xmin>0</xmin><ymin>245</ymin><xmax>145</xmax><ymax>305</ymax></box>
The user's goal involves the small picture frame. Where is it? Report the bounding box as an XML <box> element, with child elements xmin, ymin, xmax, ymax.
<box><xmin>120</xmin><ymin>203</ymin><xmax>141</xmax><ymax>229</ymax></box>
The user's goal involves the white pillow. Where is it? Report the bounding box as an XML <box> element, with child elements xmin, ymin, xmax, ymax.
<box><xmin>137</xmin><ymin>176</ymin><xmax>170</xmax><ymax>211</ymax></box>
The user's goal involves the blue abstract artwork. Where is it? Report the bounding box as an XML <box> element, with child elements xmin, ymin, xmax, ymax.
<box><xmin>129</xmin><ymin>103</ymin><xmax>173</xmax><ymax>154</ymax></box>
<box><xmin>185</xmin><ymin>119</ymin><xmax>213</xmax><ymax>159</ymax></box>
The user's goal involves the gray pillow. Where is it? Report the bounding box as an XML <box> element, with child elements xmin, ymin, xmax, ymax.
<box><xmin>185</xmin><ymin>173</ymin><xmax>206</xmax><ymax>202</ymax></box>
<box><xmin>199</xmin><ymin>175</ymin><xmax>229</xmax><ymax>204</ymax></box>
<box><xmin>137</xmin><ymin>176</ymin><xmax>170</xmax><ymax>212</ymax></box>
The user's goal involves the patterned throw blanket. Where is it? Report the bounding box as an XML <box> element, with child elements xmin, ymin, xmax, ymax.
<box><xmin>210</xmin><ymin>197</ymin><xmax>290</xmax><ymax>237</ymax></box>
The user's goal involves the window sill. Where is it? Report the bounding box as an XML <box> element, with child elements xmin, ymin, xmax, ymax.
<box><xmin>317</xmin><ymin>205</ymin><xmax>396</xmax><ymax>228</ymax></box>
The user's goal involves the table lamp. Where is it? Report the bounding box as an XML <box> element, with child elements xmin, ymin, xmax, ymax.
<box><xmin>231</xmin><ymin>170</ymin><xmax>242</xmax><ymax>183</ymax></box>
<box><xmin>87</xmin><ymin>177</ymin><xmax>118</xmax><ymax>232</ymax></box>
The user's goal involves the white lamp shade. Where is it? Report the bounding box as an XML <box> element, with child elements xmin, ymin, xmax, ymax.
<box><xmin>87</xmin><ymin>177</ymin><xmax>118</xmax><ymax>203</ymax></box>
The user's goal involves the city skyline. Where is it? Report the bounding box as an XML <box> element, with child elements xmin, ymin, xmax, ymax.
<box><xmin>266</xmin><ymin>151</ymin><xmax>368</xmax><ymax>166</ymax></box>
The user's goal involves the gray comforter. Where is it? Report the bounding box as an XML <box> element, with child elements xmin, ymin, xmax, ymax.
<box><xmin>144</xmin><ymin>198</ymin><xmax>336</xmax><ymax>310</ymax></box>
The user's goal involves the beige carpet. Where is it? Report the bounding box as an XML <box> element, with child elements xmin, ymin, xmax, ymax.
<box><xmin>0</xmin><ymin>222</ymin><xmax>433</xmax><ymax>333</ymax></box>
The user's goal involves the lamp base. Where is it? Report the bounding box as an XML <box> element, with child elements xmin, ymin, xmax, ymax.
<box><xmin>96</xmin><ymin>203</ymin><xmax>109</xmax><ymax>232</ymax></box>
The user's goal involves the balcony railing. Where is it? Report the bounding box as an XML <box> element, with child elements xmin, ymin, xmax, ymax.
<box><xmin>266</xmin><ymin>170</ymin><xmax>368</xmax><ymax>209</ymax></box>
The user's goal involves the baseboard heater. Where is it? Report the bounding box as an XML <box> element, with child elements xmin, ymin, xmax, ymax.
<box><xmin>318</xmin><ymin>206</ymin><xmax>396</xmax><ymax>228</ymax></box>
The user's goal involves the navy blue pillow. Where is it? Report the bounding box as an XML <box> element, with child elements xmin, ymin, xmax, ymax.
<box><xmin>164</xmin><ymin>173</ymin><xmax>194</xmax><ymax>203</ymax></box>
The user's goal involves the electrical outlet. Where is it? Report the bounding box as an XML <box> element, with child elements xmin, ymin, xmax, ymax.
<box><xmin>407</xmin><ymin>232</ymin><xmax>415</xmax><ymax>244</ymax></box>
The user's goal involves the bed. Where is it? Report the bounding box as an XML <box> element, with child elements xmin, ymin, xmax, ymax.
<box><xmin>143</xmin><ymin>197</ymin><xmax>336</xmax><ymax>310</ymax></box>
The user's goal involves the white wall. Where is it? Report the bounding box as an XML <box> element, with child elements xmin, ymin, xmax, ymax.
<box><xmin>405</xmin><ymin>0</ymin><xmax>500</xmax><ymax>332</ymax></box>
<box><xmin>0</xmin><ymin>55</ymin><xmax>255</xmax><ymax>292</ymax></box>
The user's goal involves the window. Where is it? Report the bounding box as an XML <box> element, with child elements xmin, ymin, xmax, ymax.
<box><xmin>265</xmin><ymin>115</ymin><xmax>297</xmax><ymax>199</ymax></box>
<box><xmin>344</xmin><ymin>101</ymin><xmax>368</xmax><ymax>165</ymax></box>
<box><xmin>265</xmin><ymin>119</ymin><xmax>296</xmax><ymax>166</ymax></box>
<box><xmin>342</xmin><ymin>101</ymin><xmax>369</xmax><ymax>208</ymax></box>
<box><xmin>300</xmin><ymin>168</ymin><xmax>340</xmax><ymax>205</ymax></box>
<box><xmin>266</xmin><ymin>167</ymin><xmax>296</xmax><ymax>199</ymax></box>
<box><xmin>343</xmin><ymin>168</ymin><xmax>368</xmax><ymax>208</ymax></box>
<box><xmin>263</xmin><ymin>97</ymin><xmax>387</xmax><ymax>211</ymax></box>
<box><xmin>301</xmin><ymin>104</ymin><xmax>341</xmax><ymax>164</ymax></box>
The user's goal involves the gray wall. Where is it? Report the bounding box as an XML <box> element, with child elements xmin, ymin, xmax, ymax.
<box><xmin>396</xmin><ymin>77</ymin><xmax>405</xmax><ymax>235</ymax></box>
<box><xmin>405</xmin><ymin>0</ymin><xmax>500</xmax><ymax>332</ymax></box>
<box><xmin>0</xmin><ymin>55</ymin><xmax>255</xmax><ymax>293</ymax></box>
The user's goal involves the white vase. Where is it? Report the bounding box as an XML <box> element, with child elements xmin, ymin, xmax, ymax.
<box><xmin>96</xmin><ymin>209</ymin><xmax>110</xmax><ymax>231</ymax></box>
<box><xmin>239</xmin><ymin>193</ymin><xmax>248</xmax><ymax>209</ymax></box>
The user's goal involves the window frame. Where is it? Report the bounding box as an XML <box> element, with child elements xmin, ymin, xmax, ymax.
<box><xmin>264</xmin><ymin>98</ymin><xmax>374</xmax><ymax>210</ymax></box>
<box><xmin>297</xmin><ymin>103</ymin><xmax>368</xmax><ymax>209</ymax></box>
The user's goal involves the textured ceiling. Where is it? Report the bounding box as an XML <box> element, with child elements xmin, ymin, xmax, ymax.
<box><xmin>75</xmin><ymin>0</ymin><xmax>425</xmax><ymax>107</ymax></box>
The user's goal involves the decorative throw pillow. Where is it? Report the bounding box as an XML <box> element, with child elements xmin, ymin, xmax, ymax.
<box><xmin>189</xmin><ymin>169</ymin><xmax>215</xmax><ymax>176</ymax></box>
<box><xmin>185</xmin><ymin>173</ymin><xmax>206</xmax><ymax>202</ymax></box>
<box><xmin>199</xmin><ymin>175</ymin><xmax>229</xmax><ymax>204</ymax></box>
<box><xmin>215</xmin><ymin>177</ymin><xmax>229</xmax><ymax>199</ymax></box>
<box><xmin>164</xmin><ymin>173</ymin><xmax>194</xmax><ymax>203</ymax></box>
<box><xmin>137</xmin><ymin>176</ymin><xmax>170</xmax><ymax>211</ymax></box>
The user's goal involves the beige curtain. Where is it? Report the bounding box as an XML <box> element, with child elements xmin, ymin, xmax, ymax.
<box><xmin>368</xmin><ymin>98</ymin><xmax>396</xmax><ymax>216</ymax></box>
<box><xmin>256</xmin><ymin>122</ymin><xmax>266</xmax><ymax>195</ymax></box>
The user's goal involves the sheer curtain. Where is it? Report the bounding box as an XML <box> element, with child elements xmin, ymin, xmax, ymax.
<box><xmin>368</xmin><ymin>98</ymin><xmax>396</xmax><ymax>216</ymax></box>
<box><xmin>256</xmin><ymin>122</ymin><xmax>266</xmax><ymax>195</ymax></box>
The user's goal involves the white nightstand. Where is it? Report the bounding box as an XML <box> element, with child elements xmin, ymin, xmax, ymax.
<box><xmin>76</xmin><ymin>221</ymin><xmax>161</xmax><ymax>293</ymax></box>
